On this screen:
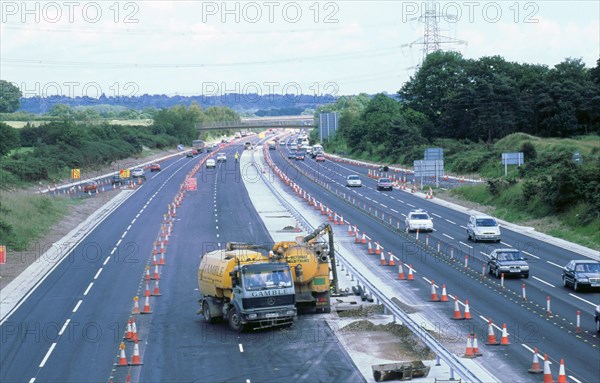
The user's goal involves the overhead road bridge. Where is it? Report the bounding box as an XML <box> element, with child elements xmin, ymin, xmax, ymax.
<box><xmin>196</xmin><ymin>115</ymin><xmax>316</xmax><ymax>131</ymax></box>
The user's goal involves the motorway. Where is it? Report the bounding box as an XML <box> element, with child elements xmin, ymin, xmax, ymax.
<box><xmin>268</xmin><ymin>138</ymin><xmax>600</xmax><ymax>383</ymax></box>
<box><xmin>0</xmin><ymin>141</ymin><xmax>362</xmax><ymax>382</ymax></box>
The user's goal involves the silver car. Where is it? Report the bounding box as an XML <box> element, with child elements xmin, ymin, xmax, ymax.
<box><xmin>487</xmin><ymin>249</ymin><xmax>529</xmax><ymax>278</ymax></box>
<box><xmin>216</xmin><ymin>152</ymin><xmax>227</xmax><ymax>162</ymax></box>
<box><xmin>467</xmin><ymin>215</ymin><xmax>501</xmax><ymax>242</ymax></box>
<box><xmin>346</xmin><ymin>175</ymin><xmax>362</xmax><ymax>187</ymax></box>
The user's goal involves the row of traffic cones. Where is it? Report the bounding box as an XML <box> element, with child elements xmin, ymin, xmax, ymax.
<box><xmin>529</xmin><ymin>350</ymin><xmax>568</xmax><ymax>383</ymax></box>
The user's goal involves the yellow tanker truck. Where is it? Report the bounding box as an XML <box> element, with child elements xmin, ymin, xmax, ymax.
<box><xmin>198</xmin><ymin>244</ymin><xmax>297</xmax><ymax>332</ymax></box>
<box><xmin>273</xmin><ymin>223</ymin><xmax>339</xmax><ymax>313</ymax></box>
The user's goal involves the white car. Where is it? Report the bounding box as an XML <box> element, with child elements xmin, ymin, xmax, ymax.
<box><xmin>206</xmin><ymin>158</ymin><xmax>216</xmax><ymax>168</ymax></box>
<box><xmin>346</xmin><ymin>175</ymin><xmax>362</xmax><ymax>187</ymax></box>
<box><xmin>405</xmin><ymin>209</ymin><xmax>434</xmax><ymax>232</ymax></box>
<box><xmin>216</xmin><ymin>152</ymin><xmax>227</xmax><ymax>162</ymax></box>
<box><xmin>131</xmin><ymin>168</ymin><xmax>145</xmax><ymax>178</ymax></box>
<box><xmin>467</xmin><ymin>214</ymin><xmax>501</xmax><ymax>242</ymax></box>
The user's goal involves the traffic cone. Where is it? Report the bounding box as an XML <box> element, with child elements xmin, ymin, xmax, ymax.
<box><xmin>388</xmin><ymin>252</ymin><xmax>395</xmax><ymax>266</ymax></box>
<box><xmin>141</xmin><ymin>295</ymin><xmax>152</xmax><ymax>314</ymax></box>
<box><xmin>407</xmin><ymin>264</ymin><xmax>414</xmax><ymax>281</ymax></box>
<box><xmin>361</xmin><ymin>232</ymin><xmax>367</xmax><ymax>244</ymax></box>
<box><xmin>129</xmin><ymin>340</ymin><xmax>143</xmax><ymax>365</ymax></box>
<box><xmin>131</xmin><ymin>296</ymin><xmax>141</xmax><ymax>315</ymax></box>
<box><xmin>116</xmin><ymin>342</ymin><xmax>127</xmax><ymax>366</ymax></box>
<box><xmin>151</xmin><ymin>265</ymin><xmax>160</xmax><ymax>280</ymax></box>
<box><xmin>440</xmin><ymin>284</ymin><xmax>448</xmax><ymax>302</ymax></box>
<box><xmin>375</xmin><ymin>242</ymin><xmax>381</xmax><ymax>255</ymax></box>
<box><xmin>500</xmin><ymin>323</ymin><xmax>510</xmax><ymax>345</ymax></box>
<box><xmin>130</xmin><ymin>317</ymin><xmax>139</xmax><ymax>342</ymax></box>
<box><xmin>464</xmin><ymin>299</ymin><xmax>472</xmax><ymax>319</ymax></box>
<box><xmin>557</xmin><ymin>359</ymin><xmax>567</xmax><ymax>383</ymax></box>
<box><xmin>152</xmin><ymin>253</ymin><xmax>158</xmax><ymax>266</ymax></box>
<box><xmin>145</xmin><ymin>266</ymin><xmax>150</xmax><ymax>281</ymax></box>
<box><xmin>451</xmin><ymin>296</ymin><xmax>464</xmax><ymax>320</ymax></box>
<box><xmin>486</xmin><ymin>319</ymin><xmax>499</xmax><ymax>345</ymax></box>
<box><xmin>380</xmin><ymin>252</ymin><xmax>387</xmax><ymax>266</ymax></box>
<box><xmin>125</xmin><ymin>319</ymin><xmax>132</xmax><ymax>340</ymax></box>
<box><xmin>355</xmin><ymin>231</ymin><xmax>360</xmax><ymax>243</ymax></box>
<box><xmin>397</xmin><ymin>262</ymin><xmax>405</xmax><ymax>280</ymax></box>
<box><xmin>430</xmin><ymin>280</ymin><xmax>439</xmax><ymax>301</ymax></box>
<box><xmin>152</xmin><ymin>279</ymin><xmax>162</xmax><ymax>296</ymax></box>
<box><xmin>348</xmin><ymin>224</ymin><xmax>353</xmax><ymax>236</ymax></box>
<box><xmin>368</xmin><ymin>241</ymin><xmax>374</xmax><ymax>254</ymax></box>
<box><xmin>472</xmin><ymin>333</ymin><xmax>482</xmax><ymax>356</ymax></box>
<box><xmin>152</xmin><ymin>242</ymin><xmax>157</xmax><ymax>255</ymax></box>
<box><xmin>144</xmin><ymin>281</ymin><xmax>151</xmax><ymax>297</ymax></box>
<box><xmin>463</xmin><ymin>335</ymin><xmax>475</xmax><ymax>358</ymax></box>
<box><xmin>543</xmin><ymin>354</ymin><xmax>554</xmax><ymax>383</ymax></box>
<box><xmin>334</xmin><ymin>213</ymin><xmax>339</xmax><ymax>225</ymax></box>
<box><xmin>528</xmin><ymin>347</ymin><xmax>543</xmax><ymax>373</ymax></box>
<box><xmin>159</xmin><ymin>251</ymin><xmax>166</xmax><ymax>266</ymax></box>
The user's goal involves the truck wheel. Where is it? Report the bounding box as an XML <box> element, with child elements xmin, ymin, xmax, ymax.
<box><xmin>228</xmin><ymin>307</ymin><xmax>244</xmax><ymax>332</ymax></box>
<box><xmin>202</xmin><ymin>301</ymin><xmax>214</xmax><ymax>323</ymax></box>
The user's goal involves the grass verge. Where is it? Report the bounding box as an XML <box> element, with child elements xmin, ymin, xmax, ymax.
<box><xmin>0</xmin><ymin>192</ymin><xmax>81</xmax><ymax>251</ymax></box>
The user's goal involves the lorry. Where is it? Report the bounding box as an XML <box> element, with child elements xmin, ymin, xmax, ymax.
<box><xmin>272</xmin><ymin>223</ymin><xmax>339</xmax><ymax>313</ymax></box>
<box><xmin>198</xmin><ymin>244</ymin><xmax>297</xmax><ymax>332</ymax></box>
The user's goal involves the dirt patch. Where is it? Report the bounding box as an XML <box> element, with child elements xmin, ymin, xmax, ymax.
<box><xmin>0</xmin><ymin>149</ymin><xmax>177</xmax><ymax>291</ymax></box>
<box><xmin>339</xmin><ymin>320</ymin><xmax>435</xmax><ymax>360</ymax></box>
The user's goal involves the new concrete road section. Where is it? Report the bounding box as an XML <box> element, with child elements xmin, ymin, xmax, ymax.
<box><xmin>270</xmin><ymin>142</ymin><xmax>600</xmax><ymax>383</ymax></box>
<box><xmin>0</xmin><ymin>140</ymin><xmax>363</xmax><ymax>383</ymax></box>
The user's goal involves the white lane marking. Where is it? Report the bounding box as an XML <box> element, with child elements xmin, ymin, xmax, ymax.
<box><xmin>246</xmin><ymin>380</ymin><xmax>251</xmax><ymax>383</ymax></box>
<box><xmin>103</xmin><ymin>256</ymin><xmax>110</xmax><ymax>266</ymax></box>
<box><xmin>432</xmin><ymin>213</ymin><xmax>442</xmax><ymax>218</ymax></box>
<box><xmin>407</xmin><ymin>203</ymin><xmax>415</xmax><ymax>207</ymax></box>
<box><xmin>569</xmin><ymin>293</ymin><xmax>598</xmax><ymax>307</ymax></box>
<box><xmin>391</xmin><ymin>208</ymin><xmax>399</xmax><ymax>213</ymax></box>
<box><xmin>127</xmin><ymin>225</ymin><xmax>132</xmax><ymax>231</ymax></box>
<box><xmin>116</xmin><ymin>239</ymin><xmax>122</xmax><ymax>247</ymax></box>
<box><xmin>59</xmin><ymin>319</ymin><xmax>71</xmax><ymax>336</ymax></box>
<box><xmin>500</xmin><ymin>242</ymin><xmax>512</xmax><ymax>247</ymax></box>
<box><xmin>131</xmin><ymin>218</ymin><xmax>136</xmax><ymax>224</ymax></box>
<box><xmin>121</xmin><ymin>231</ymin><xmax>127</xmax><ymax>239</ymax></box>
<box><xmin>358</xmin><ymin>193</ymin><xmax>364</xmax><ymax>197</ymax></box>
<box><xmin>522</xmin><ymin>250</ymin><xmax>539</xmax><ymax>259</ymax></box>
<box><xmin>569</xmin><ymin>376</ymin><xmax>582</xmax><ymax>383</ymax></box>
<box><xmin>459</xmin><ymin>242</ymin><xmax>473</xmax><ymax>249</ymax></box>
<box><xmin>72</xmin><ymin>300</ymin><xmax>83</xmax><ymax>313</ymax></box>
<box><xmin>460</xmin><ymin>225</ymin><xmax>467</xmax><ymax>229</ymax></box>
<box><xmin>39</xmin><ymin>343</ymin><xmax>57</xmax><ymax>368</ymax></box>
<box><xmin>365</xmin><ymin>197</ymin><xmax>372</xmax><ymax>201</ymax></box>
<box><xmin>521</xmin><ymin>344</ymin><xmax>546</xmax><ymax>362</ymax></box>
<box><xmin>83</xmin><ymin>282</ymin><xmax>93</xmax><ymax>296</ymax></box>
<box><xmin>94</xmin><ymin>268</ymin><xmax>103</xmax><ymax>279</ymax></box>
<box><xmin>479</xmin><ymin>315</ymin><xmax>503</xmax><ymax>331</ymax></box>
<box><xmin>136</xmin><ymin>213</ymin><xmax>140</xmax><ymax>218</ymax></box>
<box><xmin>216</xmin><ymin>234</ymin><xmax>219</xmax><ymax>238</ymax></box>
<box><xmin>547</xmin><ymin>261</ymin><xmax>563</xmax><ymax>269</ymax></box>
<box><xmin>480</xmin><ymin>251</ymin><xmax>489</xmax><ymax>257</ymax></box>
<box><xmin>442</xmin><ymin>233</ymin><xmax>454</xmax><ymax>240</ymax></box>
<box><xmin>239</xmin><ymin>344</ymin><xmax>244</xmax><ymax>353</ymax></box>
<box><xmin>380</xmin><ymin>203</ymin><xmax>388</xmax><ymax>208</ymax></box>
<box><xmin>110</xmin><ymin>248</ymin><xmax>116</xmax><ymax>255</ymax></box>
<box><xmin>29</xmin><ymin>379</ymin><xmax>35</xmax><ymax>383</ymax></box>
<box><xmin>445</xmin><ymin>219</ymin><xmax>456</xmax><ymax>225</ymax></box>
<box><xmin>532</xmin><ymin>276</ymin><xmax>555</xmax><ymax>288</ymax></box>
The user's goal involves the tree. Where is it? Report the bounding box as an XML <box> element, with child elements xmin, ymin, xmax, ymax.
<box><xmin>0</xmin><ymin>80</ymin><xmax>22</xmax><ymax>113</ymax></box>
<box><xmin>0</xmin><ymin>122</ymin><xmax>20</xmax><ymax>156</ymax></box>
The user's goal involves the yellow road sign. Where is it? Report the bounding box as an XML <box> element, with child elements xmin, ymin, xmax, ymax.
<box><xmin>71</xmin><ymin>169</ymin><xmax>81</xmax><ymax>179</ymax></box>
<box><xmin>120</xmin><ymin>169</ymin><xmax>131</xmax><ymax>178</ymax></box>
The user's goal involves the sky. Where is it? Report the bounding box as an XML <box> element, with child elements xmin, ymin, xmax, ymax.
<box><xmin>1</xmin><ymin>0</ymin><xmax>598</xmax><ymax>99</ymax></box>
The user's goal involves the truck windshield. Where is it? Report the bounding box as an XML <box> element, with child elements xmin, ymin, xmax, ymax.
<box><xmin>244</xmin><ymin>270</ymin><xmax>293</xmax><ymax>290</ymax></box>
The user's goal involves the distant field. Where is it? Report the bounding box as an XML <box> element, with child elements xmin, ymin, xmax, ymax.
<box><xmin>4</xmin><ymin>119</ymin><xmax>153</xmax><ymax>128</ymax></box>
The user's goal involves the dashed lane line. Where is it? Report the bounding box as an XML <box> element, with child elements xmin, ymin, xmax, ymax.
<box><xmin>532</xmin><ymin>276</ymin><xmax>555</xmax><ymax>288</ymax></box>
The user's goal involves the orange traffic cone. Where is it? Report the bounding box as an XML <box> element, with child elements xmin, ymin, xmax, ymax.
<box><xmin>144</xmin><ymin>281</ymin><xmax>151</xmax><ymax>297</ymax></box>
<box><xmin>440</xmin><ymin>284</ymin><xmax>449</xmax><ymax>302</ymax></box>
<box><xmin>557</xmin><ymin>359</ymin><xmax>567</xmax><ymax>383</ymax></box>
<box><xmin>528</xmin><ymin>347</ymin><xmax>543</xmax><ymax>373</ymax></box>
<box><xmin>397</xmin><ymin>262</ymin><xmax>405</xmax><ymax>280</ymax></box>
<box><xmin>380</xmin><ymin>252</ymin><xmax>387</xmax><ymax>266</ymax></box>
<box><xmin>152</xmin><ymin>279</ymin><xmax>162</xmax><ymax>296</ymax></box>
<box><xmin>152</xmin><ymin>253</ymin><xmax>158</xmax><ymax>266</ymax></box>
<box><xmin>463</xmin><ymin>335</ymin><xmax>475</xmax><ymax>358</ymax></box>
<box><xmin>130</xmin><ymin>317</ymin><xmax>139</xmax><ymax>342</ymax></box>
<box><xmin>388</xmin><ymin>252</ymin><xmax>396</xmax><ymax>266</ymax></box>
<box><xmin>159</xmin><ymin>251</ymin><xmax>166</xmax><ymax>266</ymax></box>
<box><xmin>116</xmin><ymin>342</ymin><xmax>127</xmax><ymax>366</ymax></box>
<box><xmin>152</xmin><ymin>242</ymin><xmax>157</xmax><ymax>255</ymax></box>
<box><xmin>500</xmin><ymin>323</ymin><xmax>510</xmax><ymax>345</ymax></box>
<box><xmin>407</xmin><ymin>264</ymin><xmax>414</xmax><ymax>281</ymax></box>
<box><xmin>486</xmin><ymin>319</ymin><xmax>499</xmax><ymax>345</ymax></box>
<box><xmin>361</xmin><ymin>233</ymin><xmax>367</xmax><ymax>244</ymax></box>
<box><xmin>129</xmin><ymin>340</ymin><xmax>143</xmax><ymax>365</ymax></box>
<box><xmin>543</xmin><ymin>354</ymin><xmax>554</xmax><ymax>383</ymax></box>
<box><xmin>131</xmin><ymin>296</ymin><xmax>141</xmax><ymax>315</ymax></box>
<box><xmin>125</xmin><ymin>319</ymin><xmax>132</xmax><ymax>340</ymax></box>
<box><xmin>355</xmin><ymin>231</ymin><xmax>360</xmax><ymax>244</ymax></box>
<box><xmin>141</xmin><ymin>295</ymin><xmax>153</xmax><ymax>314</ymax></box>
<box><xmin>464</xmin><ymin>299</ymin><xmax>472</xmax><ymax>319</ymax></box>
<box><xmin>430</xmin><ymin>280</ymin><xmax>439</xmax><ymax>301</ymax></box>
<box><xmin>145</xmin><ymin>266</ymin><xmax>150</xmax><ymax>281</ymax></box>
<box><xmin>368</xmin><ymin>241</ymin><xmax>374</xmax><ymax>254</ymax></box>
<box><xmin>451</xmin><ymin>296</ymin><xmax>464</xmax><ymax>320</ymax></box>
<box><xmin>151</xmin><ymin>265</ymin><xmax>160</xmax><ymax>280</ymax></box>
<box><xmin>472</xmin><ymin>333</ymin><xmax>482</xmax><ymax>356</ymax></box>
<box><xmin>375</xmin><ymin>242</ymin><xmax>381</xmax><ymax>255</ymax></box>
